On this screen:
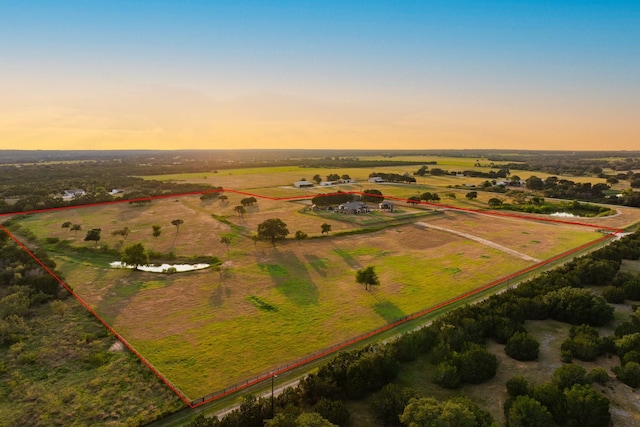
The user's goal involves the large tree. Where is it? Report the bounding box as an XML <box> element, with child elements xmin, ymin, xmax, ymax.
<box><xmin>321</xmin><ymin>223</ymin><xmax>331</xmax><ymax>235</ymax></box>
<box><xmin>122</xmin><ymin>243</ymin><xmax>149</xmax><ymax>268</ymax></box>
<box><xmin>257</xmin><ymin>218</ymin><xmax>289</xmax><ymax>244</ymax></box>
<box><xmin>84</xmin><ymin>228</ymin><xmax>101</xmax><ymax>246</ymax></box>
<box><xmin>356</xmin><ymin>266</ymin><xmax>380</xmax><ymax>291</ymax></box>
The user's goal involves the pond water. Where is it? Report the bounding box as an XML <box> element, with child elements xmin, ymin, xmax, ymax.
<box><xmin>109</xmin><ymin>261</ymin><xmax>210</xmax><ymax>273</ymax></box>
<box><xmin>550</xmin><ymin>212</ymin><xmax>577</xmax><ymax>218</ymax></box>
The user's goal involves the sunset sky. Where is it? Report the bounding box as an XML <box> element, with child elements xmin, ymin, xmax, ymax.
<box><xmin>1</xmin><ymin>1</ymin><xmax>638</xmax><ymax>151</ymax></box>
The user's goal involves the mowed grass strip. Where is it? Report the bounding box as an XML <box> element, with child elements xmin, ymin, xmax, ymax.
<box><xmin>11</xmin><ymin>196</ymin><xmax>609</xmax><ymax>399</ymax></box>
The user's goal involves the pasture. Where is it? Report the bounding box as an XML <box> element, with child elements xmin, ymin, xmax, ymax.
<box><xmin>10</xmin><ymin>190</ymin><xmax>610</xmax><ymax>400</ymax></box>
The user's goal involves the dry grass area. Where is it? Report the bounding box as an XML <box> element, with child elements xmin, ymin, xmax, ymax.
<box><xmin>13</xmin><ymin>194</ymin><xmax>610</xmax><ymax>399</ymax></box>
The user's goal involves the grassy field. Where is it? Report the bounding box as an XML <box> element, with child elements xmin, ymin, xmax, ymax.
<box><xmin>9</xmin><ymin>190</ymin><xmax>611</xmax><ymax>400</ymax></box>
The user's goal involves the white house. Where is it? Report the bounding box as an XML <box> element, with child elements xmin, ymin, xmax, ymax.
<box><xmin>294</xmin><ymin>181</ymin><xmax>314</xmax><ymax>188</ymax></box>
<box><xmin>62</xmin><ymin>189</ymin><xmax>86</xmax><ymax>200</ymax></box>
<box><xmin>368</xmin><ymin>177</ymin><xmax>385</xmax><ymax>183</ymax></box>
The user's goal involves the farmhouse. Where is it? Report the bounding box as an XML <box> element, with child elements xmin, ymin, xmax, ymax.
<box><xmin>368</xmin><ymin>177</ymin><xmax>385</xmax><ymax>183</ymax></box>
<box><xmin>337</xmin><ymin>201</ymin><xmax>369</xmax><ymax>214</ymax></box>
<box><xmin>294</xmin><ymin>181</ymin><xmax>314</xmax><ymax>188</ymax></box>
<box><xmin>320</xmin><ymin>181</ymin><xmax>334</xmax><ymax>186</ymax></box>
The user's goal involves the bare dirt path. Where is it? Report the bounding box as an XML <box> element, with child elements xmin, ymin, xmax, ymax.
<box><xmin>414</xmin><ymin>221</ymin><xmax>542</xmax><ymax>263</ymax></box>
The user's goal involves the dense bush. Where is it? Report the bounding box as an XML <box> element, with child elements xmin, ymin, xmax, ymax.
<box><xmin>505</xmin><ymin>395</ymin><xmax>554</xmax><ymax>427</ymax></box>
<box><xmin>505</xmin><ymin>332</ymin><xmax>540</xmax><ymax>361</ymax></box>
<box><xmin>370</xmin><ymin>384</ymin><xmax>421</xmax><ymax>427</ymax></box>
<box><xmin>544</xmin><ymin>287</ymin><xmax>614</xmax><ymax>326</ymax></box>
<box><xmin>612</xmin><ymin>362</ymin><xmax>640</xmax><ymax>388</ymax></box>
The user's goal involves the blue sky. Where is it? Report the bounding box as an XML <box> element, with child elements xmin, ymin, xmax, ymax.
<box><xmin>1</xmin><ymin>1</ymin><xmax>638</xmax><ymax>150</ymax></box>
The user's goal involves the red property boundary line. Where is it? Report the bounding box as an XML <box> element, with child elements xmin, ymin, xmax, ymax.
<box><xmin>0</xmin><ymin>188</ymin><xmax>624</xmax><ymax>408</ymax></box>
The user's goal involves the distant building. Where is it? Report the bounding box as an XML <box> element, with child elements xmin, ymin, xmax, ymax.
<box><xmin>320</xmin><ymin>181</ymin><xmax>334</xmax><ymax>186</ymax></box>
<box><xmin>368</xmin><ymin>177</ymin><xmax>385</xmax><ymax>183</ymax></box>
<box><xmin>62</xmin><ymin>189</ymin><xmax>86</xmax><ymax>200</ymax></box>
<box><xmin>294</xmin><ymin>181</ymin><xmax>314</xmax><ymax>188</ymax></box>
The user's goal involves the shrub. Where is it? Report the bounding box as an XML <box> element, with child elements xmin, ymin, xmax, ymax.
<box><xmin>506</xmin><ymin>376</ymin><xmax>530</xmax><ymax>397</ymax></box>
<box><xmin>505</xmin><ymin>332</ymin><xmax>539</xmax><ymax>361</ymax></box>
<box><xmin>312</xmin><ymin>398</ymin><xmax>349</xmax><ymax>426</ymax></box>
<box><xmin>612</xmin><ymin>362</ymin><xmax>640</xmax><ymax>388</ymax></box>
<box><xmin>433</xmin><ymin>362</ymin><xmax>461</xmax><ymax>389</ymax></box>
<box><xmin>586</xmin><ymin>367</ymin><xmax>609</xmax><ymax>384</ymax></box>
<box><xmin>601</xmin><ymin>286</ymin><xmax>626</xmax><ymax>304</ymax></box>
<box><xmin>506</xmin><ymin>395</ymin><xmax>554</xmax><ymax>427</ymax></box>
<box><xmin>553</xmin><ymin>364</ymin><xmax>588</xmax><ymax>391</ymax></box>
<box><xmin>370</xmin><ymin>384</ymin><xmax>421</xmax><ymax>427</ymax></box>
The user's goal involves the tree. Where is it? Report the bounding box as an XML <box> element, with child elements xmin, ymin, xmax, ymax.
<box><xmin>321</xmin><ymin>223</ymin><xmax>331</xmax><ymax>235</ymax></box>
<box><xmin>312</xmin><ymin>398</ymin><xmax>349</xmax><ymax>426</ymax></box>
<box><xmin>111</xmin><ymin>226</ymin><xmax>130</xmax><ymax>241</ymax></box>
<box><xmin>505</xmin><ymin>331</ymin><xmax>540</xmax><ymax>361</ymax></box>
<box><xmin>553</xmin><ymin>363</ymin><xmax>588</xmax><ymax>390</ymax></box>
<box><xmin>356</xmin><ymin>266</ymin><xmax>379</xmax><ymax>291</ymax></box>
<box><xmin>465</xmin><ymin>191</ymin><xmax>478</xmax><ymax>200</ymax></box>
<box><xmin>312</xmin><ymin>174</ymin><xmax>322</xmax><ymax>184</ymax></box>
<box><xmin>84</xmin><ymin>228</ymin><xmax>101</xmax><ymax>246</ymax></box>
<box><xmin>71</xmin><ymin>223</ymin><xmax>82</xmax><ymax>237</ymax></box>
<box><xmin>171</xmin><ymin>219</ymin><xmax>184</xmax><ymax>234</ymax></box>
<box><xmin>370</xmin><ymin>383</ymin><xmax>421</xmax><ymax>427</ymax></box>
<box><xmin>506</xmin><ymin>376</ymin><xmax>530</xmax><ymax>397</ymax></box>
<box><xmin>295</xmin><ymin>230</ymin><xmax>308</xmax><ymax>245</ymax></box>
<box><xmin>219</xmin><ymin>194</ymin><xmax>229</xmax><ymax>204</ymax></box>
<box><xmin>506</xmin><ymin>395</ymin><xmax>554</xmax><ymax>427</ymax></box>
<box><xmin>564</xmin><ymin>384</ymin><xmax>610</xmax><ymax>427</ymax></box>
<box><xmin>241</xmin><ymin>196</ymin><xmax>257</xmax><ymax>206</ymax></box>
<box><xmin>407</xmin><ymin>195</ymin><xmax>421</xmax><ymax>206</ymax></box>
<box><xmin>612</xmin><ymin>361</ymin><xmax>640</xmax><ymax>388</ymax></box>
<box><xmin>544</xmin><ymin>287</ymin><xmax>614</xmax><ymax>326</ymax></box>
<box><xmin>257</xmin><ymin>218</ymin><xmax>289</xmax><ymax>245</ymax></box>
<box><xmin>220</xmin><ymin>236</ymin><xmax>231</xmax><ymax>252</ymax></box>
<box><xmin>341</xmin><ymin>174</ymin><xmax>351</xmax><ymax>180</ymax></box>
<box><xmin>234</xmin><ymin>205</ymin><xmax>246</xmax><ymax>218</ymax></box>
<box><xmin>400</xmin><ymin>396</ymin><xmax>493</xmax><ymax>427</ymax></box>
<box><xmin>326</xmin><ymin>173</ymin><xmax>340</xmax><ymax>182</ymax></box>
<box><xmin>122</xmin><ymin>243</ymin><xmax>149</xmax><ymax>268</ymax></box>
<box><xmin>362</xmin><ymin>189</ymin><xmax>383</xmax><ymax>202</ymax></box>
<box><xmin>488</xmin><ymin>198</ymin><xmax>503</xmax><ymax>208</ymax></box>
<box><xmin>152</xmin><ymin>225</ymin><xmax>162</xmax><ymax>240</ymax></box>
<box><xmin>526</xmin><ymin>176</ymin><xmax>545</xmax><ymax>190</ymax></box>
<box><xmin>61</xmin><ymin>221</ymin><xmax>72</xmax><ymax>230</ymax></box>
